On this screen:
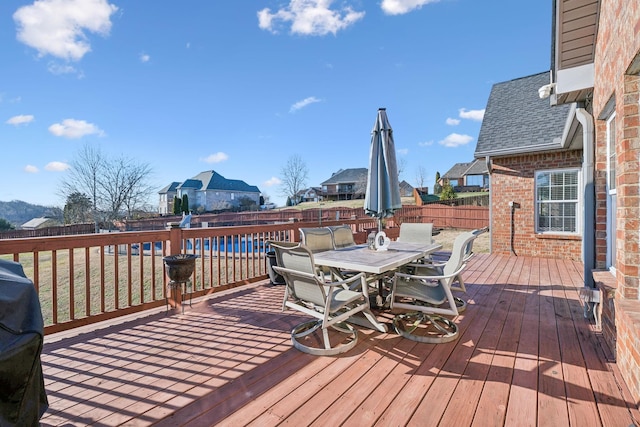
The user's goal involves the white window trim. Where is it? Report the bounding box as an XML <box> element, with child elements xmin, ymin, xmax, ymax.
<box><xmin>606</xmin><ymin>112</ymin><xmax>617</xmax><ymax>271</ymax></box>
<box><xmin>534</xmin><ymin>168</ymin><xmax>582</xmax><ymax>235</ymax></box>
<box><xmin>606</xmin><ymin>112</ymin><xmax>617</xmax><ymax>195</ymax></box>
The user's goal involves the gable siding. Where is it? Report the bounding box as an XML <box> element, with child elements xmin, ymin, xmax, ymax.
<box><xmin>557</xmin><ymin>0</ymin><xmax>599</xmax><ymax>69</ymax></box>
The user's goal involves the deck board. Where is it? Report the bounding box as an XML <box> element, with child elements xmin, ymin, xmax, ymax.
<box><xmin>38</xmin><ymin>254</ymin><xmax>640</xmax><ymax>426</ymax></box>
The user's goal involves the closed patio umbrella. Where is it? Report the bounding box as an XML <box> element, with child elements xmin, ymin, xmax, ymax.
<box><xmin>364</xmin><ymin>108</ymin><xmax>402</xmax><ymax>232</ymax></box>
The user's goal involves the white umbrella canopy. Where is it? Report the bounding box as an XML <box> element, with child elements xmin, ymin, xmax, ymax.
<box><xmin>364</xmin><ymin>108</ymin><xmax>402</xmax><ymax>231</ymax></box>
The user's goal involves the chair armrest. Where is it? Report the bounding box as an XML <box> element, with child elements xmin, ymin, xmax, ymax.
<box><xmin>325</xmin><ymin>273</ymin><xmax>369</xmax><ymax>296</ymax></box>
<box><xmin>395</xmin><ymin>263</ymin><xmax>466</xmax><ymax>282</ymax></box>
<box><xmin>406</xmin><ymin>260</ymin><xmax>446</xmax><ymax>269</ymax></box>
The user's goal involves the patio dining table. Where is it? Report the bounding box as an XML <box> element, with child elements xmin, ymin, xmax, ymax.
<box><xmin>313</xmin><ymin>241</ymin><xmax>442</xmax><ymax>277</ymax></box>
<box><xmin>313</xmin><ymin>241</ymin><xmax>442</xmax><ymax>330</ymax></box>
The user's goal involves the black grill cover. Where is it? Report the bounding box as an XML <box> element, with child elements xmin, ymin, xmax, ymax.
<box><xmin>0</xmin><ymin>260</ymin><xmax>48</xmax><ymax>426</ymax></box>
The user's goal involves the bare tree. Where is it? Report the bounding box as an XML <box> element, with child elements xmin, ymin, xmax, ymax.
<box><xmin>59</xmin><ymin>144</ymin><xmax>154</xmax><ymax>228</ymax></box>
<box><xmin>415</xmin><ymin>165</ymin><xmax>427</xmax><ymax>189</ymax></box>
<box><xmin>353</xmin><ymin>170</ymin><xmax>368</xmax><ymax>199</ymax></box>
<box><xmin>101</xmin><ymin>155</ymin><xmax>154</xmax><ymax>220</ymax></box>
<box><xmin>58</xmin><ymin>144</ymin><xmax>105</xmax><ymax>231</ymax></box>
<box><xmin>280</xmin><ymin>154</ymin><xmax>308</xmax><ymax>205</ymax></box>
<box><xmin>397</xmin><ymin>157</ymin><xmax>407</xmax><ymax>179</ymax></box>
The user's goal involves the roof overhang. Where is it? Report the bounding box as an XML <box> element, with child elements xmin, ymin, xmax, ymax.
<box><xmin>476</xmin><ymin>103</ymin><xmax>583</xmax><ymax>159</ymax></box>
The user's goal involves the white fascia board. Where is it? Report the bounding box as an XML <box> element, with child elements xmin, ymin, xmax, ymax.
<box><xmin>556</xmin><ymin>63</ymin><xmax>594</xmax><ymax>94</ymax></box>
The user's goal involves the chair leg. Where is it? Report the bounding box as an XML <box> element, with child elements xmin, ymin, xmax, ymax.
<box><xmin>290</xmin><ymin>320</ymin><xmax>358</xmax><ymax>356</ymax></box>
<box><xmin>454</xmin><ymin>296</ymin><xmax>467</xmax><ymax>312</ymax></box>
<box><xmin>346</xmin><ymin>309</ymin><xmax>389</xmax><ymax>333</ymax></box>
<box><xmin>392</xmin><ymin>312</ymin><xmax>458</xmax><ymax>343</ymax></box>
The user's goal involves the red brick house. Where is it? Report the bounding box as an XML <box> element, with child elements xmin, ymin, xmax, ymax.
<box><xmin>477</xmin><ymin>0</ymin><xmax>640</xmax><ymax>403</ymax></box>
<box><xmin>475</xmin><ymin>72</ymin><xmax>584</xmax><ymax>261</ymax></box>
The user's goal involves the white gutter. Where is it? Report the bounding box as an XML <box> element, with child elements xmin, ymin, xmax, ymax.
<box><xmin>576</xmin><ymin>104</ymin><xmax>595</xmax><ymax>287</ymax></box>
<box><xmin>475</xmin><ymin>141</ymin><xmax>565</xmax><ymax>158</ymax></box>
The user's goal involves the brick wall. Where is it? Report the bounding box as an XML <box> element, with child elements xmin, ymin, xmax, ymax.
<box><xmin>592</xmin><ymin>0</ymin><xmax>640</xmax><ymax>405</ymax></box>
<box><xmin>490</xmin><ymin>151</ymin><xmax>583</xmax><ymax>260</ymax></box>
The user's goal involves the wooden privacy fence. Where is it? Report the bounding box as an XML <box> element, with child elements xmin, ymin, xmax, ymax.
<box><xmin>396</xmin><ymin>205</ymin><xmax>489</xmax><ymax>230</ymax></box>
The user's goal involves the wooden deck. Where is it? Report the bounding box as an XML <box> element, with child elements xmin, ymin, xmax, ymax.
<box><xmin>39</xmin><ymin>254</ymin><xmax>640</xmax><ymax>426</ymax></box>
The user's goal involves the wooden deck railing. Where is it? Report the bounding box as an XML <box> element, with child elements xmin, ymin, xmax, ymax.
<box><xmin>0</xmin><ymin>218</ymin><xmax>380</xmax><ymax>335</ymax></box>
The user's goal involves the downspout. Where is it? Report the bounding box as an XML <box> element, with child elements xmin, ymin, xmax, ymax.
<box><xmin>485</xmin><ymin>156</ymin><xmax>493</xmax><ymax>253</ymax></box>
<box><xmin>576</xmin><ymin>103</ymin><xmax>595</xmax><ymax>288</ymax></box>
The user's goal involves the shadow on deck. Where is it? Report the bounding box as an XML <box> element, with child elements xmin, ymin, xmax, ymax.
<box><xmin>40</xmin><ymin>254</ymin><xmax>640</xmax><ymax>426</ymax></box>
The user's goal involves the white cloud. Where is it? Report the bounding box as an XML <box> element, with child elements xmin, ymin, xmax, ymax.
<box><xmin>418</xmin><ymin>140</ymin><xmax>433</xmax><ymax>147</ymax></box>
<box><xmin>13</xmin><ymin>0</ymin><xmax>118</xmax><ymax>61</ymax></box>
<box><xmin>201</xmin><ymin>152</ymin><xmax>229</xmax><ymax>163</ymax></box>
<box><xmin>397</xmin><ymin>148</ymin><xmax>409</xmax><ymax>155</ymax></box>
<box><xmin>264</xmin><ymin>177</ymin><xmax>282</xmax><ymax>187</ymax></box>
<box><xmin>45</xmin><ymin>161</ymin><xmax>70</xmax><ymax>171</ymax></box>
<box><xmin>48</xmin><ymin>119</ymin><xmax>105</xmax><ymax>138</ymax></box>
<box><xmin>47</xmin><ymin>62</ymin><xmax>78</xmax><ymax>75</ymax></box>
<box><xmin>445</xmin><ymin>117</ymin><xmax>460</xmax><ymax>126</ymax></box>
<box><xmin>139</xmin><ymin>53</ymin><xmax>150</xmax><ymax>63</ymax></box>
<box><xmin>6</xmin><ymin>115</ymin><xmax>34</xmax><ymax>125</ymax></box>
<box><xmin>459</xmin><ymin>108</ymin><xmax>485</xmax><ymax>121</ymax></box>
<box><xmin>381</xmin><ymin>0</ymin><xmax>440</xmax><ymax>15</ymax></box>
<box><xmin>24</xmin><ymin>165</ymin><xmax>39</xmax><ymax>173</ymax></box>
<box><xmin>290</xmin><ymin>96</ymin><xmax>321</xmax><ymax>112</ymax></box>
<box><xmin>258</xmin><ymin>0</ymin><xmax>365</xmax><ymax>36</ymax></box>
<box><xmin>439</xmin><ymin>133</ymin><xmax>473</xmax><ymax>148</ymax></box>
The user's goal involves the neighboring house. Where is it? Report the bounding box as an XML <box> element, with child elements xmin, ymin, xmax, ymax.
<box><xmin>399</xmin><ymin>180</ymin><xmax>414</xmax><ymax>197</ymax></box>
<box><xmin>440</xmin><ymin>159</ymin><xmax>489</xmax><ymax>191</ymax></box>
<box><xmin>296</xmin><ymin>187</ymin><xmax>323</xmax><ymax>203</ymax></box>
<box><xmin>158</xmin><ymin>171</ymin><xmax>261</xmax><ymax>213</ymax></box>
<box><xmin>158</xmin><ymin>182</ymin><xmax>180</xmax><ymax>215</ymax></box>
<box><xmin>475</xmin><ymin>0</ymin><xmax>640</xmax><ymax>403</ymax></box>
<box><xmin>475</xmin><ymin>72</ymin><xmax>578</xmax><ymax>259</ymax></box>
<box><xmin>21</xmin><ymin>217</ymin><xmax>60</xmax><ymax>230</ymax></box>
<box><xmin>321</xmin><ymin>168</ymin><xmax>368</xmax><ymax>201</ymax></box>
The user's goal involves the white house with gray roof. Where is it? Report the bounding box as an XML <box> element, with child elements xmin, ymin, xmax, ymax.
<box><xmin>158</xmin><ymin>170</ymin><xmax>261</xmax><ymax>214</ymax></box>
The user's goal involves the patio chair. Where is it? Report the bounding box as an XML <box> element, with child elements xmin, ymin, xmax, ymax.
<box><xmin>271</xmin><ymin>244</ymin><xmax>376</xmax><ymax>356</ymax></box>
<box><xmin>389</xmin><ymin>231</ymin><xmax>477</xmax><ymax>343</ymax></box>
<box><xmin>299</xmin><ymin>227</ymin><xmax>334</xmax><ymax>253</ymax></box>
<box><xmin>397</xmin><ymin>222</ymin><xmax>433</xmax><ymax>245</ymax></box>
<box><xmin>328</xmin><ymin>225</ymin><xmax>356</xmax><ymax>249</ymax></box>
<box><xmin>327</xmin><ymin>225</ymin><xmax>363</xmax><ymax>280</ymax></box>
<box><xmin>300</xmin><ymin>227</ymin><xmax>341</xmax><ymax>280</ymax></box>
<box><xmin>427</xmin><ymin>227</ymin><xmax>488</xmax><ymax>294</ymax></box>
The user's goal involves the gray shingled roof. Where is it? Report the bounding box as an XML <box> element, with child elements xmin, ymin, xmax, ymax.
<box><xmin>158</xmin><ymin>182</ymin><xmax>180</xmax><ymax>194</ymax></box>
<box><xmin>442</xmin><ymin>162</ymin><xmax>473</xmax><ymax>179</ymax></box>
<box><xmin>465</xmin><ymin>158</ymin><xmax>488</xmax><ymax>175</ymax></box>
<box><xmin>321</xmin><ymin>168</ymin><xmax>368</xmax><ymax>185</ymax></box>
<box><xmin>170</xmin><ymin>171</ymin><xmax>260</xmax><ymax>193</ymax></box>
<box><xmin>475</xmin><ymin>72</ymin><xmax>573</xmax><ymax>158</ymax></box>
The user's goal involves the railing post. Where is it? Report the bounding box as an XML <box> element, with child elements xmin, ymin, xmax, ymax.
<box><xmin>166</xmin><ymin>222</ymin><xmax>183</xmax><ymax>312</ymax></box>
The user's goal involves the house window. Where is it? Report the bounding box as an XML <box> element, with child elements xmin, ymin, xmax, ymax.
<box><xmin>466</xmin><ymin>175</ymin><xmax>483</xmax><ymax>186</ymax></box>
<box><xmin>535</xmin><ymin>169</ymin><xmax>580</xmax><ymax>234</ymax></box>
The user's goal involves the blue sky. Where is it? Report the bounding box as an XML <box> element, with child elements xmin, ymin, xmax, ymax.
<box><xmin>1</xmin><ymin>0</ymin><xmax>552</xmax><ymax>209</ymax></box>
